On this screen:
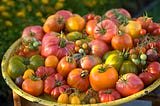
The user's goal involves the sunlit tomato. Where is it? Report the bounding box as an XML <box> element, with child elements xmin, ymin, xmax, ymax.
<box><xmin>65</xmin><ymin>15</ymin><xmax>85</xmax><ymax>32</ymax></box>
<box><xmin>57</xmin><ymin>56</ymin><xmax>77</xmax><ymax>77</ymax></box>
<box><xmin>90</xmin><ymin>64</ymin><xmax>118</xmax><ymax>91</ymax></box>
<box><xmin>22</xmin><ymin>77</ymin><xmax>43</xmax><ymax>96</ymax></box>
<box><xmin>89</xmin><ymin>39</ymin><xmax>110</xmax><ymax>58</ymax></box>
<box><xmin>80</xmin><ymin>55</ymin><xmax>102</xmax><ymax>71</ymax></box>
<box><xmin>116</xmin><ymin>73</ymin><xmax>144</xmax><ymax>97</ymax></box>
<box><xmin>105</xmin><ymin>8</ymin><xmax>131</xmax><ymax>25</ymax></box>
<box><xmin>67</xmin><ymin>68</ymin><xmax>89</xmax><ymax>92</ymax></box>
<box><xmin>119</xmin><ymin>20</ymin><xmax>142</xmax><ymax>39</ymax></box>
<box><xmin>136</xmin><ymin>16</ymin><xmax>153</xmax><ymax>29</ymax></box>
<box><xmin>57</xmin><ymin>93</ymin><xmax>69</xmax><ymax>104</ymax></box>
<box><xmin>86</xmin><ymin>19</ymin><xmax>98</xmax><ymax>36</ymax></box>
<box><xmin>55</xmin><ymin>10</ymin><xmax>73</xmax><ymax>21</ymax></box>
<box><xmin>41</xmin><ymin>32</ymin><xmax>75</xmax><ymax>59</ymax></box>
<box><xmin>45</xmin><ymin>55</ymin><xmax>59</xmax><ymax>69</ymax></box>
<box><xmin>147</xmin><ymin>62</ymin><xmax>160</xmax><ymax>79</ymax></box>
<box><xmin>94</xmin><ymin>19</ymin><xmax>118</xmax><ymax>43</ymax></box>
<box><xmin>111</xmin><ymin>32</ymin><xmax>133</xmax><ymax>51</ymax></box>
<box><xmin>21</xmin><ymin>26</ymin><xmax>44</xmax><ymax>42</ymax></box>
<box><xmin>139</xmin><ymin>72</ymin><xmax>156</xmax><ymax>85</ymax></box>
<box><xmin>43</xmin><ymin>14</ymin><xmax>65</xmax><ymax>33</ymax></box>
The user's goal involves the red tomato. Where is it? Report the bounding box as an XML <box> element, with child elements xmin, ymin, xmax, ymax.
<box><xmin>99</xmin><ymin>94</ymin><xmax>115</xmax><ymax>103</ymax></box>
<box><xmin>89</xmin><ymin>39</ymin><xmax>110</xmax><ymax>58</ymax></box>
<box><xmin>67</xmin><ymin>68</ymin><xmax>90</xmax><ymax>92</ymax></box>
<box><xmin>83</xmin><ymin>13</ymin><xmax>95</xmax><ymax>22</ymax></box>
<box><xmin>86</xmin><ymin>19</ymin><xmax>98</xmax><ymax>36</ymax></box>
<box><xmin>35</xmin><ymin>66</ymin><xmax>56</xmax><ymax>79</ymax></box>
<box><xmin>98</xmin><ymin>89</ymin><xmax>121</xmax><ymax>100</ymax></box>
<box><xmin>21</xmin><ymin>26</ymin><xmax>44</xmax><ymax>42</ymax></box>
<box><xmin>94</xmin><ymin>19</ymin><xmax>118</xmax><ymax>43</ymax></box>
<box><xmin>41</xmin><ymin>32</ymin><xmax>75</xmax><ymax>59</ymax></box>
<box><xmin>90</xmin><ymin>64</ymin><xmax>118</xmax><ymax>91</ymax></box>
<box><xmin>57</xmin><ymin>56</ymin><xmax>77</xmax><ymax>77</ymax></box>
<box><xmin>105</xmin><ymin>8</ymin><xmax>131</xmax><ymax>25</ymax></box>
<box><xmin>139</xmin><ymin>72</ymin><xmax>156</xmax><ymax>85</ymax></box>
<box><xmin>147</xmin><ymin>62</ymin><xmax>160</xmax><ymax>79</ymax></box>
<box><xmin>111</xmin><ymin>32</ymin><xmax>133</xmax><ymax>51</ymax></box>
<box><xmin>55</xmin><ymin>10</ymin><xmax>73</xmax><ymax>21</ymax></box>
<box><xmin>116</xmin><ymin>73</ymin><xmax>144</xmax><ymax>97</ymax></box>
<box><xmin>136</xmin><ymin>16</ymin><xmax>153</xmax><ymax>29</ymax></box>
<box><xmin>44</xmin><ymin>73</ymin><xmax>69</xmax><ymax>98</ymax></box>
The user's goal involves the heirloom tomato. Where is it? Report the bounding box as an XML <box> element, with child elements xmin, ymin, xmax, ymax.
<box><xmin>119</xmin><ymin>20</ymin><xmax>142</xmax><ymax>39</ymax></box>
<box><xmin>99</xmin><ymin>94</ymin><xmax>115</xmax><ymax>103</ymax></box>
<box><xmin>119</xmin><ymin>60</ymin><xmax>138</xmax><ymax>75</ymax></box>
<box><xmin>22</xmin><ymin>76</ymin><xmax>43</xmax><ymax>96</ymax></box>
<box><xmin>67</xmin><ymin>68</ymin><xmax>89</xmax><ymax>92</ymax></box>
<box><xmin>35</xmin><ymin>66</ymin><xmax>56</xmax><ymax>79</ymax></box>
<box><xmin>86</xmin><ymin>19</ymin><xmax>98</xmax><ymax>36</ymax></box>
<box><xmin>116</xmin><ymin>73</ymin><xmax>144</xmax><ymax>97</ymax></box>
<box><xmin>57</xmin><ymin>56</ymin><xmax>77</xmax><ymax>77</ymax></box>
<box><xmin>41</xmin><ymin>32</ymin><xmax>75</xmax><ymax>59</ymax></box>
<box><xmin>45</xmin><ymin>55</ymin><xmax>59</xmax><ymax>69</ymax></box>
<box><xmin>65</xmin><ymin>15</ymin><xmax>85</xmax><ymax>32</ymax></box>
<box><xmin>139</xmin><ymin>72</ymin><xmax>156</xmax><ymax>85</ymax></box>
<box><xmin>105</xmin><ymin>8</ymin><xmax>131</xmax><ymax>25</ymax></box>
<box><xmin>111</xmin><ymin>32</ymin><xmax>133</xmax><ymax>51</ymax></box>
<box><xmin>43</xmin><ymin>14</ymin><xmax>65</xmax><ymax>33</ymax></box>
<box><xmin>102</xmin><ymin>50</ymin><xmax>119</xmax><ymax>62</ymax></box>
<box><xmin>66</xmin><ymin>31</ymin><xmax>83</xmax><ymax>42</ymax></box>
<box><xmin>80</xmin><ymin>55</ymin><xmax>102</xmax><ymax>71</ymax></box>
<box><xmin>44</xmin><ymin>73</ymin><xmax>70</xmax><ymax>99</ymax></box>
<box><xmin>21</xmin><ymin>25</ymin><xmax>44</xmax><ymax>42</ymax></box>
<box><xmin>147</xmin><ymin>62</ymin><xmax>160</xmax><ymax>79</ymax></box>
<box><xmin>57</xmin><ymin>93</ymin><xmax>69</xmax><ymax>104</ymax></box>
<box><xmin>89</xmin><ymin>39</ymin><xmax>110</xmax><ymax>58</ymax></box>
<box><xmin>90</xmin><ymin>64</ymin><xmax>118</xmax><ymax>91</ymax></box>
<box><xmin>7</xmin><ymin>55</ymin><xmax>27</xmax><ymax>80</ymax></box>
<box><xmin>55</xmin><ymin>10</ymin><xmax>73</xmax><ymax>21</ymax></box>
<box><xmin>94</xmin><ymin>19</ymin><xmax>118</xmax><ymax>43</ymax></box>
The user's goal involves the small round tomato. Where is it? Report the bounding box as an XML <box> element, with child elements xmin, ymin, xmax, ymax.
<box><xmin>90</xmin><ymin>64</ymin><xmax>118</xmax><ymax>91</ymax></box>
<box><xmin>147</xmin><ymin>62</ymin><xmax>160</xmax><ymax>79</ymax></box>
<box><xmin>86</xmin><ymin>19</ymin><xmax>98</xmax><ymax>36</ymax></box>
<box><xmin>57</xmin><ymin>93</ymin><xmax>69</xmax><ymax>104</ymax></box>
<box><xmin>70</xmin><ymin>96</ymin><xmax>81</xmax><ymax>104</ymax></box>
<box><xmin>67</xmin><ymin>68</ymin><xmax>89</xmax><ymax>92</ymax></box>
<box><xmin>139</xmin><ymin>72</ymin><xmax>156</xmax><ymax>85</ymax></box>
<box><xmin>116</xmin><ymin>73</ymin><xmax>144</xmax><ymax>97</ymax></box>
<box><xmin>22</xmin><ymin>77</ymin><xmax>43</xmax><ymax>96</ymax></box>
<box><xmin>94</xmin><ymin>19</ymin><xmax>118</xmax><ymax>43</ymax></box>
<box><xmin>57</xmin><ymin>56</ymin><xmax>77</xmax><ymax>77</ymax></box>
<box><xmin>111</xmin><ymin>32</ymin><xmax>133</xmax><ymax>51</ymax></box>
<box><xmin>65</xmin><ymin>15</ymin><xmax>85</xmax><ymax>32</ymax></box>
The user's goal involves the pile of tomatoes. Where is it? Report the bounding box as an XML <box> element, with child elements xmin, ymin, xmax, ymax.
<box><xmin>7</xmin><ymin>8</ymin><xmax>160</xmax><ymax>104</ymax></box>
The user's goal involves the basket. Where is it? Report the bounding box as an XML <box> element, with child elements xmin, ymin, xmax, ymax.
<box><xmin>2</xmin><ymin>38</ymin><xmax>160</xmax><ymax>106</ymax></box>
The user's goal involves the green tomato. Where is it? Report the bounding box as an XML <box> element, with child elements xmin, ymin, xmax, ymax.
<box><xmin>7</xmin><ymin>55</ymin><xmax>27</xmax><ymax>80</ymax></box>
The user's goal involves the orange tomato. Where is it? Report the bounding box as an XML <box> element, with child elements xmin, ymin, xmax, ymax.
<box><xmin>23</xmin><ymin>69</ymin><xmax>35</xmax><ymax>80</ymax></box>
<box><xmin>89</xmin><ymin>64</ymin><xmax>118</xmax><ymax>91</ymax></box>
<box><xmin>57</xmin><ymin>56</ymin><xmax>77</xmax><ymax>77</ymax></box>
<box><xmin>45</xmin><ymin>55</ymin><xmax>59</xmax><ymax>69</ymax></box>
<box><xmin>57</xmin><ymin>93</ymin><xmax>69</xmax><ymax>104</ymax></box>
<box><xmin>22</xmin><ymin>77</ymin><xmax>43</xmax><ymax>96</ymax></box>
<box><xmin>65</xmin><ymin>15</ymin><xmax>85</xmax><ymax>32</ymax></box>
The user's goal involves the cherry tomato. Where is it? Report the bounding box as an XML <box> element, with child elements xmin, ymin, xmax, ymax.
<box><xmin>57</xmin><ymin>93</ymin><xmax>69</xmax><ymax>104</ymax></box>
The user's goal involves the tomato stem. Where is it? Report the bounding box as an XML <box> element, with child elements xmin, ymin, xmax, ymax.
<box><xmin>55</xmin><ymin>81</ymin><xmax>62</xmax><ymax>86</ymax></box>
<box><xmin>66</xmin><ymin>56</ymin><xmax>73</xmax><ymax>63</ymax></box>
<box><xmin>98</xmin><ymin>65</ymin><xmax>106</xmax><ymax>73</ymax></box>
<box><xmin>59</xmin><ymin>32</ymin><xmax>67</xmax><ymax>48</ymax></box>
<box><xmin>81</xmin><ymin>70</ymin><xmax>89</xmax><ymax>78</ymax></box>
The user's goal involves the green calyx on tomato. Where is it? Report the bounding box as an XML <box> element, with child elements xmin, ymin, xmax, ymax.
<box><xmin>80</xmin><ymin>70</ymin><xmax>89</xmax><ymax>78</ymax></box>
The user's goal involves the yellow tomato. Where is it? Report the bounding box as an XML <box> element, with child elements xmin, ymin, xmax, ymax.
<box><xmin>65</xmin><ymin>15</ymin><xmax>85</xmax><ymax>32</ymax></box>
<box><xmin>23</xmin><ymin>69</ymin><xmax>35</xmax><ymax>80</ymax></box>
<box><xmin>57</xmin><ymin>93</ymin><xmax>69</xmax><ymax>104</ymax></box>
<box><xmin>119</xmin><ymin>20</ymin><xmax>142</xmax><ymax>39</ymax></box>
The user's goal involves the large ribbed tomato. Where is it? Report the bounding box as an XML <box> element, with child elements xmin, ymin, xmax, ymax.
<box><xmin>41</xmin><ymin>32</ymin><xmax>75</xmax><ymax>59</ymax></box>
<box><xmin>89</xmin><ymin>64</ymin><xmax>118</xmax><ymax>91</ymax></box>
<box><xmin>94</xmin><ymin>19</ymin><xmax>118</xmax><ymax>43</ymax></box>
<box><xmin>111</xmin><ymin>32</ymin><xmax>133</xmax><ymax>51</ymax></box>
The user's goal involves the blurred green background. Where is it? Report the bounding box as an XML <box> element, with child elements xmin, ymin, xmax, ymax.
<box><xmin>0</xmin><ymin>0</ymin><xmax>160</xmax><ymax>105</ymax></box>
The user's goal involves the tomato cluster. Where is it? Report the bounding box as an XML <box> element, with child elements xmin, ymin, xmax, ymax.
<box><xmin>9</xmin><ymin>9</ymin><xmax>160</xmax><ymax>104</ymax></box>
